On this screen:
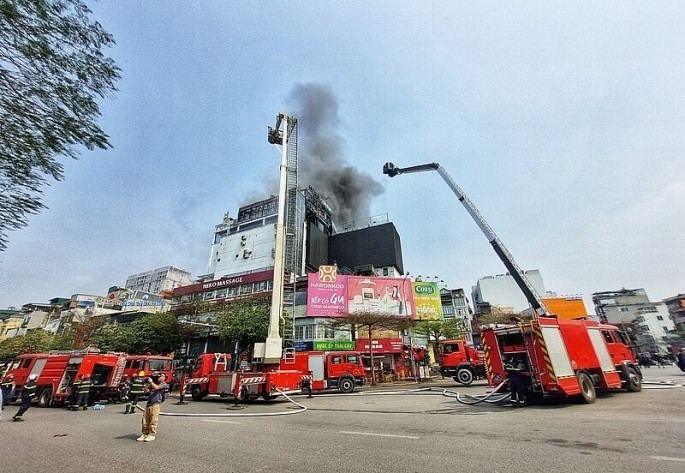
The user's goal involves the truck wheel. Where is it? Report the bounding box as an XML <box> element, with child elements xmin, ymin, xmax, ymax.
<box><xmin>262</xmin><ymin>393</ymin><xmax>279</xmax><ymax>401</ymax></box>
<box><xmin>190</xmin><ymin>386</ymin><xmax>204</xmax><ymax>402</ymax></box>
<box><xmin>338</xmin><ymin>377</ymin><xmax>355</xmax><ymax>394</ymax></box>
<box><xmin>577</xmin><ymin>372</ymin><xmax>596</xmax><ymax>404</ymax></box>
<box><xmin>37</xmin><ymin>388</ymin><xmax>53</xmax><ymax>408</ymax></box>
<box><xmin>625</xmin><ymin>367</ymin><xmax>642</xmax><ymax>392</ymax></box>
<box><xmin>455</xmin><ymin>368</ymin><xmax>474</xmax><ymax>386</ymax></box>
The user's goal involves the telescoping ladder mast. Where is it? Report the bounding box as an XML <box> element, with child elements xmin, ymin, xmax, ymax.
<box><xmin>382</xmin><ymin>162</ymin><xmax>550</xmax><ymax>318</ymax></box>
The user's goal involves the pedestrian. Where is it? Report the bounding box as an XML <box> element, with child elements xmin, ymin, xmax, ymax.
<box><xmin>68</xmin><ymin>375</ymin><xmax>82</xmax><ymax>410</ymax></box>
<box><xmin>127</xmin><ymin>371</ymin><xmax>145</xmax><ymax>414</ymax></box>
<box><xmin>504</xmin><ymin>355</ymin><xmax>526</xmax><ymax>407</ymax></box>
<box><xmin>652</xmin><ymin>352</ymin><xmax>664</xmax><ymax>369</ymax></box>
<box><xmin>76</xmin><ymin>373</ymin><xmax>93</xmax><ymax>410</ymax></box>
<box><xmin>137</xmin><ymin>373</ymin><xmax>168</xmax><ymax>442</ymax></box>
<box><xmin>677</xmin><ymin>348</ymin><xmax>685</xmax><ymax>373</ymax></box>
<box><xmin>1</xmin><ymin>374</ymin><xmax>15</xmax><ymax>409</ymax></box>
<box><xmin>12</xmin><ymin>374</ymin><xmax>38</xmax><ymax>421</ymax></box>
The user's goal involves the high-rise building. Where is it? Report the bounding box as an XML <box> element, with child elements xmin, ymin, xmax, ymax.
<box><xmin>471</xmin><ymin>270</ymin><xmax>547</xmax><ymax>315</ymax></box>
<box><xmin>125</xmin><ymin>266</ymin><xmax>193</xmax><ymax>295</ymax></box>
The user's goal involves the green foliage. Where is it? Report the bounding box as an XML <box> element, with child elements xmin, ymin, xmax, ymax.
<box><xmin>0</xmin><ymin>329</ymin><xmax>59</xmax><ymax>362</ymax></box>
<box><xmin>0</xmin><ymin>0</ymin><xmax>120</xmax><ymax>251</ymax></box>
<box><xmin>215</xmin><ymin>298</ymin><xmax>270</xmax><ymax>350</ymax></box>
<box><xmin>413</xmin><ymin>318</ymin><xmax>463</xmax><ymax>341</ymax></box>
<box><xmin>124</xmin><ymin>313</ymin><xmax>183</xmax><ymax>355</ymax></box>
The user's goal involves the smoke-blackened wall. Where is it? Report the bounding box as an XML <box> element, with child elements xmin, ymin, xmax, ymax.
<box><xmin>286</xmin><ymin>83</ymin><xmax>384</xmax><ymax>227</ymax></box>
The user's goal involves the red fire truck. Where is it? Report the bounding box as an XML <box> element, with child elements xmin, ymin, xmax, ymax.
<box><xmin>282</xmin><ymin>351</ymin><xmax>366</xmax><ymax>394</ymax></box>
<box><xmin>184</xmin><ymin>350</ymin><xmax>366</xmax><ymax>402</ymax></box>
<box><xmin>3</xmin><ymin>348</ymin><xmax>126</xmax><ymax>406</ymax></box>
<box><xmin>438</xmin><ymin>339</ymin><xmax>486</xmax><ymax>386</ymax></box>
<box><xmin>122</xmin><ymin>354</ymin><xmax>174</xmax><ymax>381</ymax></box>
<box><xmin>482</xmin><ymin>317</ymin><xmax>642</xmax><ymax>403</ymax></box>
<box><xmin>383</xmin><ymin>161</ymin><xmax>642</xmax><ymax>405</ymax></box>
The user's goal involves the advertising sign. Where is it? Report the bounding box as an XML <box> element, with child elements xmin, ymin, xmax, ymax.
<box><xmin>355</xmin><ymin>338</ymin><xmax>404</xmax><ymax>353</ymax></box>
<box><xmin>412</xmin><ymin>282</ymin><xmax>443</xmax><ymax>320</ymax></box>
<box><xmin>346</xmin><ymin>276</ymin><xmax>413</xmax><ymax>317</ymax></box>
<box><xmin>306</xmin><ymin>272</ymin><xmax>348</xmax><ymax>317</ymax></box>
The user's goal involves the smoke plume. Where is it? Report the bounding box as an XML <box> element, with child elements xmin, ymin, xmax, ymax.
<box><xmin>286</xmin><ymin>83</ymin><xmax>384</xmax><ymax>227</ymax></box>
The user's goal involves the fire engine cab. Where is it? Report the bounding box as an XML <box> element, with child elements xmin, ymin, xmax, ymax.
<box><xmin>438</xmin><ymin>339</ymin><xmax>486</xmax><ymax>386</ymax></box>
<box><xmin>281</xmin><ymin>351</ymin><xmax>366</xmax><ymax>394</ymax></box>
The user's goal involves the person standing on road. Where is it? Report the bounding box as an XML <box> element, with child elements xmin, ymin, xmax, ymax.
<box><xmin>68</xmin><ymin>375</ymin><xmax>82</xmax><ymax>410</ymax></box>
<box><xmin>12</xmin><ymin>374</ymin><xmax>38</xmax><ymax>421</ymax></box>
<box><xmin>137</xmin><ymin>373</ymin><xmax>168</xmax><ymax>442</ymax></box>
<box><xmin>119</xmin><ymin>375</ymin><xmax>131</xmax><ymax>412</ymax></box>
<box><xmin>504</xmin><ymin>356</ymin><xmax>526</xmax><ymax>407</ymax></box>
<box><xmin>1</xmin><ymin>374</ymin><xmax>15</xmax><ymax>409</ymax></box>
<box><xmin>127</xmin><ymin>372</ymin><xmax>145</xmax><ymax>414</ymax></box>
<box><xmin>677</xmin><ymin>348</ymin><xmax>685</xmax><ymax>373</ymax></box>
<box><xmin>76</xmin><ymin>373</ymin><xmax>93</xmax><ymax>410</ymax></box>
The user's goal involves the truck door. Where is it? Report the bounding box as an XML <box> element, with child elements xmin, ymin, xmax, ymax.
<box><xmin>30</xmin><ymin>358</ymin><xmax>48</xmax><ymax>379</ymax></box>
<box><xmin>308</xmin><ymin>354</ymin><xmax>325</xmax><ymax>381</ymax></box>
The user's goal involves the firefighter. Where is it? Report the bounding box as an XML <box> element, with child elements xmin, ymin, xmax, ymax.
<box><xmin>68</xmin><ymin>375</ymin><xmax>82</xmax><ymax>410</ymax></box>
<box><xmin>1</xmin><ymin>374</ymin><xmax>15</xmax><ymax>409</ymax></box>
<box><xmin>127</xmin><ymin>371</ymin><xmax>145</xmax><ymax>414</ymax></box>
<box><xmin>76</xmin><ymin>373</ymin><xmax>93</xmax><ymax>410</ymax></box>
<box><xmin>12</xmin><ymin>374</ymin><xmax>38</xmax><ymax>421</ymax></box>
<box><xmin>504</xmin><ymin>356</ymin><xmax>526</xmax><ymax>407</ymax></box>
<box><xmin>119</xmin><ymin>375</ymin><xmax>131</xmax><ymax>408</ymax></box>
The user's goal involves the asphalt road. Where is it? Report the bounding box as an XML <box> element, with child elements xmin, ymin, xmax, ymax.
<box><xmin>2</xmin><ymin>365</ymin><xmax>684</xmax><ymax>473</ymax></box>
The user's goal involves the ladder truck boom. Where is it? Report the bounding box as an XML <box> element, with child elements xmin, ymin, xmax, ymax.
<box><xmin>383</xmin><ymin>161</ymin><xmax>550</xmax><ymax>318</ymax></box>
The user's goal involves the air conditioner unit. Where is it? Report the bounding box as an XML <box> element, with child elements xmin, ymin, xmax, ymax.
<box><xmin>243</xmin><ymin>250</ymin><xmax>252</xmax><ymax>259</ymax></box>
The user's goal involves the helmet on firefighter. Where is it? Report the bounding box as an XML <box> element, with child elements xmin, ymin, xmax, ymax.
<box><xmin>138</xmin><ymin>371</ymin><xmax>145</xmax><ymax>377</ymax></box>
<box><xmin>28</xmin><ymin>374</ymin><xmax>38</xmax><ymax>381</ymax></box>
<box><xmin>122</xmin><ymin>374</ymin><xmax>129</xmax><ymax>379</ymax></box>
<box><xmin>84</xmin><ymin>373</ymin><xmax>90</xmax><ymax>379</ymax></box>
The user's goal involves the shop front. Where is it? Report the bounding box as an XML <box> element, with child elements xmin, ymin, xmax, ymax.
<box><xmin>355</xmin><ymin>338</ymin><xmax>419</xmax><ymax>383</ymax></box>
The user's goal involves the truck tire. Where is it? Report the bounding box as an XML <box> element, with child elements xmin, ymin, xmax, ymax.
<box><xmin>625</xmin><ymin>367</ymin><xmax>642</xmax><ymax>392</ymax></box>
<box><xmin>455</xmin><ymin>368</ymin><xmax>474</xmax><ymax>386</ymax></box>
<box><xmin>190</xmin><ymin>386</ymin><xmax>204</xmax><ymax>402</ymax></box>
<box><xmin>577</xmin><ymin>372</ymin><xmax>596</xmax><ymax>404</ymax></box>
<box><xmin>37</xmin><ymin>387</ymin><xmax>53</xmax><ymax>408</ymax></box>
<box><xmin>338</xmin><ymin>376</ymin><xmax>355</xmax><ymax>394</ymax></box>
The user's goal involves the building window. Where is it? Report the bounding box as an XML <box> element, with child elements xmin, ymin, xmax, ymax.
<box><xmin>657</xmin><ymin>315</ymin><xmax>664</xmax><ymax>321</ymax></box>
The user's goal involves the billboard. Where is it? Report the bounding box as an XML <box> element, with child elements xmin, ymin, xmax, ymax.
<box><xmin>306</xmin><ymin>268</ymin><xmax>348</xmax><ymax>317</ymax></box>
<box><xmin>411</xmin><ymin>282</ymin><xmax>443</xmax><ymax>320</ymax></box>
<box><xmin>307</xmin><ymin>268</ymin><xmax>423</xmax><ymax>318</ymax></box>
<box><xmin>346</xmin><ymin>276</ymin><xmax>413</xmax><ymax>316</ymax></box>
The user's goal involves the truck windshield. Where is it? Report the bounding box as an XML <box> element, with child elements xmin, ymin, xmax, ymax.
<box><xmin>148</xmin><ymin>359</ymin><xmax>172</xmax><ymax>371</ymax></box>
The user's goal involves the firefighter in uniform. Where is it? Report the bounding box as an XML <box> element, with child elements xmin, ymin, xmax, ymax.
<box><xmin>13</xmin><ymin>374</ymin><xmax>38</xmax><ymax>421</ymax></box>
<box><xmin>505</xmin><ymin>356</ymin><xmax>526</xmax><ymax>407</ymax></box>
<box><xmin>1</xmin><ymin>374</ymin><xmax>15</xmax><ymax>408</ymax></box>
<box><xmin>126</xmin><ymin>371</ymin><xmax>145</xmax><ymax>414</ymax></box>
<box><xmin>76</xmin><ymin>373</ymin><xmax>93</xmax><ymax>410</ymax></box>
<box><xmin>119</xmin><ymin>374</ymin><xmax>131</xmax><ymax>407</ymax></box>
<box><xmin>68</xmin><ymin>375</ymin><xmax>82</xmax><ymax>410</ymax></box>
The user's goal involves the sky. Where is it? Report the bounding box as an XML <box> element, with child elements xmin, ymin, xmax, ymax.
<box><xmin>1</xmin><ymin>1</ymin><xmax>684</xmax><ymax>315</ymax></box>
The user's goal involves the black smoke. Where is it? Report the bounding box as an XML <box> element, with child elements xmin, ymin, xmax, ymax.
<box><xmin>286</xmin><ymin>83</ymin><xmax>384</xmax><ymax>227</ymax></box>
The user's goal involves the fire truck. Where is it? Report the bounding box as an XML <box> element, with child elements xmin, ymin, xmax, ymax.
<box><xmin>3</xmin><ymin>348</ymin><xmax>126</xmax><ymax>406</ymax></box>
<box><xmin>384</xmin><ymin>161</ymin><xmax>642</xmax><ymax>404</ymax></box>
<box><xmin>122</xmin><ymin>354</ymin><xmax>174</xmax><ymax>381</ymax></box>
<box><xmin>283</xmin><ymin>351</ymin><xmax>366</xmax><ymax>394</ymax></box>
<box><xmin>184</xmin><ymin>349</ymin><xmax>365</xmax><ymax>402</ymax></box>
<box><xmin>438</xmin><ymin>338</ymin><xmax>486</xmax><ymax>385</ymax></box>
<box><xmin>482</xmin><ymin>317</ymin><xmax>642</xmax><ymax>403</ymax></box>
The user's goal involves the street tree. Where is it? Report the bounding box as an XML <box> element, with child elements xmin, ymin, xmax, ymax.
<box><xmin>215</xmin><ymin>297</ymin><xmax>271</xmax><ymax>358</ymax></box>
<box><xmin>413</xmin><ymin>318</ymin><xmax>463</xmax><ymax>361</ymax></box>
<box><xmin>326</xmin><ymin>311</ymin><xmax>415</xmax><ymax>385</ymax></box>
<box><xmin>0</xmin><ymin>0</ymin><xmax>120</xmax><ymax>251</ymax></box>
<box><xmin>123</xmin><ymin>313</ymin><xmax>183</xmax><ymax>355</ymax></box>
